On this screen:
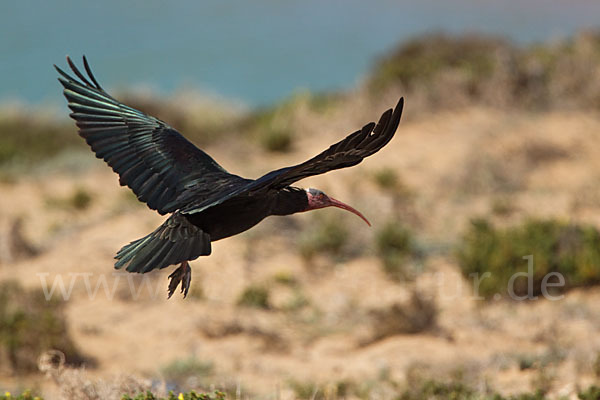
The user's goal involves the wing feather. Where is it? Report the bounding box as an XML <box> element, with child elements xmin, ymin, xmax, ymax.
<box><xmin>56</xmin><ymin>56</ymin><xmax>247</xmax><ymax>215</ymax></box>
<box><xmin>180</xmin><ymin>98</ymin><xmax>403</xmax><ymax>215</ymax></box>
<box><xmin>260</xmin><ymin>98</ymin><xmax>403</xmax><ymax>188</ymax></box>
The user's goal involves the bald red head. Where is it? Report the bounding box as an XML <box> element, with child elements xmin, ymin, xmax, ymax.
<box><xmin>305</xmin><ymin>188</ymin><xmax>371</xmax><ymax>226</ymax></box>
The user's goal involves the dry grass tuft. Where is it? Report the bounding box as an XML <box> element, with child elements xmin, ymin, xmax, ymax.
<box><xmin>0</xmin><ymin>217</ymin><xmax>39</xmax><ymax>265</ymax></box>
<box><xmin>359</xmin><ymin>291</ymin><xmax>437</xmax><ymax>346</ymax></box>
<box><xmin>0</xmin><ymin>282</ymin><xmax>90</xmax><ymax>373</ymax></box>
<box><xmin>38</xmin><ymin>350</ymin><xmax>153</xmax><ymax>400</ymax></box>
<box><xmin>198</xmin><ymin>318</ymin><xmax>289</xmax><ymax>353</ymax></box>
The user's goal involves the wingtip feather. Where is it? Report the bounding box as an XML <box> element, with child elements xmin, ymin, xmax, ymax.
<box><xmin>396</xmin><ymin>97</ymin><xmax>404</xmax><ymax>115</ymax></box>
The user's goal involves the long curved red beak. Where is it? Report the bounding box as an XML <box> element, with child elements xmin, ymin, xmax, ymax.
<box><xmin>328</xmin><ymin>197</ymin><xmax>371</xmax><ymax>226</ymax></box>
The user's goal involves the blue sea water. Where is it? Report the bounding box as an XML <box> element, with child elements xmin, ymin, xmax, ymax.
<box><xmin>1</xmin><ymin>0</ymin><xmax>599</xmax><ymax>107</ymax></box>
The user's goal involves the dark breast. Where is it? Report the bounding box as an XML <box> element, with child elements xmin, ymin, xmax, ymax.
<box><xmin>184</xmin><ymin>188</ymin><xmax>308</xmax><ymax>241</ymax></box>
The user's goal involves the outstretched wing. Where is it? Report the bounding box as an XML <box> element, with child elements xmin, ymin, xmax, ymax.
<box><xmin>55</xmin><ymin>56</ymin><xmax>247</xmax><ymax>215</ymax></box>
<box><xmin>179</xmin><ymin>98</ymin><xmax>403</xmax><ymax>214</ymax></box>
<box><xmin>259</xmin><ymin>97</ymin><xmax>404</xmax><ymax>189</ymax></box>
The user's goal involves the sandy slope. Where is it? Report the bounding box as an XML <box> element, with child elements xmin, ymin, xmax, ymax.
<box><xmin>1</xmin><ymin>107</ymin><xmax>600</xmax><ymax>398</ymax></box>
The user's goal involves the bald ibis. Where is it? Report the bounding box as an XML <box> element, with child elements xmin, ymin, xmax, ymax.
<box><xmin>55</xmin><ymin>56</ymin><xmax>404</xmax><ymax>298</ymax></box>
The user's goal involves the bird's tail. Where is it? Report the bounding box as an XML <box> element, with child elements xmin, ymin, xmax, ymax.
<box><xmin>114</xmin><ymin>213</ymin><xmax>211</xmax><ymax>273</ymax></box>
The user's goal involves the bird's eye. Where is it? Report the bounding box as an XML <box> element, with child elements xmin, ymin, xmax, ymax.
<box><xmin>318</xmin><ymin>194</ymin><xmax>325</xmax><ymax>200</ymax></box>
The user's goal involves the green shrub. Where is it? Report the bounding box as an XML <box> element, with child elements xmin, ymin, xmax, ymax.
<box><xmin>122</xmin><ymin>390</ymin><xmax>225</xmax><ymax>400</ymax></box>
<box><xmin>45</xmin><ymin>186</ymin><xmax>93</xmax><ymax>211</ymax></box>
<box><xmin>70</xmin><ymin>187</ymin><xmax>93</xmax><ymax>210</ymax></box>
<box><xmin>490</xmin><ymin>196</ymin><xmax>517</xmax><ymax>217</ymax></box>
<box><xmin>287</xmin><ymin>380</ymin><xmax>320</xmax><ymax>400</ymax></box>
<box><xmin>0</xmin><ymin>280</ymin><xmax>89</xmax><ymax>373</ymax></box>
<box><xmin>243</xmin><ymin>90</ymin><xmax>340</xmax><ymax>154</ymax></box>
<box><xmin>0</xmin><ymin>113</ymin><xmax>82</xmax><ymax>166</ymax></box>
<box><xmin>271</xmin><ymin>270</ymin><xmax>298</xmax><ymax>286</ymax></box>
<box><xmin>593</xmin><ymin>352</ymin><xmax>600</xmax><ymax>378</ymax></box>
<box><xmin>299</xmin><ymin>215</ymin><xmax>350</xmax><ymax>261</ymax></box>
<box><xmin>397</xmin><ymin>381</ymin><xmax>600</xmax><ymax>400</ymax></box>
<box><xmin>160</xmin><ymin>357</ymin><xmax>214</xmax><ymax>389</ymax></box>
<box><xmin>579</xmin><ymin>385</ymin><xmax>600</xmax><ymax>400</ymax></box>
<box><xmin>368</xmin><ymin>31</ymin><xmax>600</xmax><ymax>111</ymax></box>
<box><xmin>288</xmin><ymin>379</ymin><xmax>373</xmax><ymax>400</ymax></box>
<box><xmin>117</xmin><ymin>384</ymin><xmax>600</xmax><ymax>400</ymax></box>
<box><xmin>375</xmin><ymin>221</ymin><xmax>420</xmax><ymax>280</ymax></box>
<box><xmin>456</xmin><ymin>218</ymin><xmax>600</xmax><ymax>299</ymax></box>
<box><xmin>304</xmin><ymin>91</ymin><xmax>342</xmax><ymax>114</ymax></box>
<box><xmin>369</xmin><ymin>34</ymin><xmax>501</xmax><ymax>92</ymax></box>
<box><xmin>236</xmin><ymin>285</ymin><xmax>270</xmax><ymax>309</ymax></box>
<box><xmin>244</xmin><ymin>97</ymin><xmax>298</xmax><ymax>153</ymax></box>
<box><xmin>399</xmin><ymin>379</ymin><xmax>476</xmax><ymax>400</ymax></box>
<box><xmin>0</xmin><ymin>390</ymin><xmax>43</xmax><ymax>400</ymax></box>
<box><xmin>373</xmin><ymin>167</ymin><xmax>399</xmax><ymax>190</ymax></box>
<box><xmin>280</xmin><ymin>290</ymin><xmax>310</xmax><ymax>312</ymax></box>
<box><xmin>398</xmin><ymin>378</ymin><xmax>556</xmax><ymax>400</ymax></box>
<box><xmin>259</xmin><ymin>127</ymin><xmax>293</xmax><ymax>153</ymax></box>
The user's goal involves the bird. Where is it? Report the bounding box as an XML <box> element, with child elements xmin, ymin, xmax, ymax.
<box><xmin>55</xmin><ymin>56</ymin><xmax>404</xmax><ymax>299</ymax></box>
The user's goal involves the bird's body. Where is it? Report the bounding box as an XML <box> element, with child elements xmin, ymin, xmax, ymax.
<box><xmin>188</xmin><ymin>187</ymin><xmax>307</xmax><ymax>241</ymax></box>
<box><xmin>56</xmin><ymin>56</ymin><xmax>403</xmax><ymax>298</ymax></box>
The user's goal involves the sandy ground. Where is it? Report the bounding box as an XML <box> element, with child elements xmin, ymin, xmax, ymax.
<box><xmin>1</xmin><ymin>107</ymin><xmax>600</xmax><ymax>398</ymax></box>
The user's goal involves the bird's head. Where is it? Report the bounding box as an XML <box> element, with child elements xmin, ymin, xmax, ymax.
<box><xmin>305</xmin><ymin>188</ymin><xmax>370</xmax><ymax>226</ymax></box>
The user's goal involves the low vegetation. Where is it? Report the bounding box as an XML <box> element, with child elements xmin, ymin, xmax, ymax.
<box><xmin>258</xmin><ymin>125</ymin><xmax>293</xmax><ymax>153</ymax></box>
<box><xmin>0</xmin><ymin>281</ymin><xmax>89</xmax><ymax>373</ymax></box>
<box><xmin>490</xmin><ymin>196</ymin><xmax>518</xmax><ymax>217</ymax></box>
<box><xmin>283</xmin><ymin>377</ymin><xmax>600</xmax><ymax>400</ymax></box>
<box><xmin>375</xmin><ymin>221</ymin><xmax>421</xmax><ymax>280</ymax></box>
<box><xmin>398</xmin><ymin>379</ymin><xmax>477</xmax><ymax>400</ymax></box>
<box><xmin>0</xmin><ymin>111</ymin><xmax>81</xmax><ymax>167</ymax></box>
<box><xmin>242</xmin><ymin>97</ymin><xmax>297</xmax><ymax>153</ymax></box>
<box><xmin>0</xmin><ymin>390</ymin><xmax>43</xmax><ymax>400</ymax></box>
<box><xmin>372</xmin><ymin>167</ymin><xmax>401</xmax><ymax>191</ymax></box>
<box><xmin>160</xmin><ymin>357</ymin><xmax>214</xmax><ymax>391</ymax></box>
<box><xmin>279</xmin><ymin>289</ymin><xmax>310</xmax><ymax>312</ymax></box>
<box><xmin>298</xmin><ymin>214</ymin><xmax>351</xmax><ymax>262</ymax></box>
<box><xmin>271</xmin><ymin>270</ymin><xmax>298</xmax><ymax>286</ymax></box>
<box><xmin>456</xmin><ymin>218</ymin><xmax>600</xmax><ymax>299</ymax></box>
<box><xmin>45</xmin><ymin>186</ymin><xmax>93</xmax><ymax>211</ymax></box>
<box><xmin>0</xmin><ymin>217</ymin><xmax>38</xmax><ymax>265</ymax></box>
<box><xmin>360</xmin><ymin>291</ymin><xmax>437</xmax><ymax>346</ymax></box>
<box><xmin>579</xmin><ymin>386</ymin><xmax>600</xmax><ymax>400</ymax></box>
<box><xmin>236</xmin><ymin>285</ymin><xmax>270</xmax><ymax>309</ymax></box>
<box><xmin>122</xmin><ymin>391</ymin><xmax>225</xmax><ymax>400</ymax></box>
<box><xmin>239</xmin><ymin>90</ymin><xmax>343</xmax><ymax>153</ymax></box>
<box><xmin>370</xmin><ymin>33</ymin><xmax>501</xmax><ymax>93</ymax></box>
<box><xmin>369</xmin><ymin>31</ymin><xmax>600</xmax><ymax>111</ymax></box>
<box><xmin>5</xmin><ymin>383</ymin><xmax>600</xmax><ymax>400</ymax></box>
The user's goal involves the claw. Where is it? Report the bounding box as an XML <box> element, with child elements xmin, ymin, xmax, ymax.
<box><xmin>167</xmin><ymin>261</ymin><xmax>192</xmax><ymax>299</ymax></box>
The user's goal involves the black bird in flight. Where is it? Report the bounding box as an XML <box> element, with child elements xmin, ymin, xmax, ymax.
<box><xmin>55</xmin><ymin>56</ymin><xmax>404</xmax><ymax>298</ymax></box>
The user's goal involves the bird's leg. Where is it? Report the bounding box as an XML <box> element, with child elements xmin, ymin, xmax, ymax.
<box><xmin>167</xmin><ymin>261</ymin><xmax>192</xmax><ymax>299</ymax></box>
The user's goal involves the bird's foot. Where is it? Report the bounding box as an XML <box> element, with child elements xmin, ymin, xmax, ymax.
<box><xmin>167</xmin><ymin>261</ymin><xmax>192</xmax><ymax>299</ymax></box>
